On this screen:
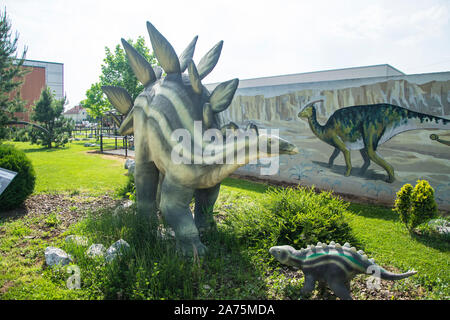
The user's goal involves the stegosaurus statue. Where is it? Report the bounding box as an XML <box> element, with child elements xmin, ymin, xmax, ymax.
<box><xmin>102</xmin><ymin>21</ymin><xmax>298</xmax><ymax>255</ymax></box>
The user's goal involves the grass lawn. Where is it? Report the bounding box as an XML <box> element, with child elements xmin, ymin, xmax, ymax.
<box><xmin>5</xmin><ymin>140</ymin><xmax>128</xmax><ymax>195</ymax></box>
<box><xmin>0</xmin><ymin>140</ymin><xmax>448</xmax><ymax>300</ymax></box>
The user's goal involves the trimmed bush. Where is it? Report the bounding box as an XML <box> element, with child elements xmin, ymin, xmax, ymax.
<box><xmin>393</xmin><ymin>183</ymin><xmax>413</xmax><ymax>226</ymax></box>
<box><xmin>224</xmin><ymin>186</ymin><xmax>358</xmax><ymax>254</ymax></box>
<box><xmin>410</xmin><ymin>180</ymin><xmax>438</xmax><ymax>230</ymax></box>
<box><xmin>394</xmin><ymin>180</ymin><xmax>438</xmax><ymax>231</ymax></box>
<box><xmin>0</xmin><ymin>144</ymin><xmax>36</xmax><ymax>211</ymax></box>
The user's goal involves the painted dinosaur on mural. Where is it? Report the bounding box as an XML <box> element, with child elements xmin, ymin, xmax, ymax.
<box><xmin>270</xmin><ymin>242</ymin><xmax>417</xmax><ymax>300</ymax></box>
<box><xmin>298</xmin><ymin>100</ymin><xmax>450</xmax><ymax>182</ymax></box>
<box><xmin>430</xmin><ymin>134</ymin><xmax>450</xmax><ymax>146</ymax></box>
<box><xmin>102</xmin><ymin>21</ymin><xmax>298</xmax><ymax>255</ymax></box>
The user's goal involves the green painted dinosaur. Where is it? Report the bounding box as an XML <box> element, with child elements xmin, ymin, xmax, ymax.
<box><xmin>430</xmin><ymin>134</ymin><xmax>450</xmax><ymax>146</ymax></box>
<box><xmin>270</xmin><ymin>242</ymin><xmax>417</xmax><ymax>300</ymax></box>
<box><xmin>102</xmin><ymin>21</ymin><xmax>298</xmax><ymax>255</ymax></box>
<box><xmin>298</xmin><ymin>100</ymin><xmax>450</xmax><ymax>182</ymax></box>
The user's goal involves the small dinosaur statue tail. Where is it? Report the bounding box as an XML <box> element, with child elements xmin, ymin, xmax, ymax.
<box><xmin>375</xmin><ymin>268</ymin><xmax>417</xmax><ymax>281</ymax></box>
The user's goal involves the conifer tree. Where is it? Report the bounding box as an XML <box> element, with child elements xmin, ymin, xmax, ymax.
<box><xmin>30</xmin><ymin>87</ymin><xmax>73</xmax><ymax>148</ymax></box>
<box><xmin>0</xmin><ymin>8</ymin><xmax>28</xmax><ymax>138</ymax></box>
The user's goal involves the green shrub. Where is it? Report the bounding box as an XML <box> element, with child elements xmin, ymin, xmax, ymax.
<box><xmin>12</xmin><ymin>127</ymin><xmax>32</xmax><ymax>142</ymax></box>
<box><xmin>393</xmin><ymin>183</ymin><xmax>413</xmax><ymax>226</ymax></box>
<box><xmin>224</xmin><ymin>186</ymin><xmax>358</xmax><ymax>255</ymax></box>
<box><xmin>394</xmin><ymin>180</ymin><xmax>438</xmax><ymax>231</ymax></box>
<box><xmin>0</xmin><ymin>144</ymin><xmax>36</xmax><ymax>211</ymax></box>
<box><xmin>410</xmin><ymin>180</ymin><xmax>438</xmax><ymax>229</ymax></box>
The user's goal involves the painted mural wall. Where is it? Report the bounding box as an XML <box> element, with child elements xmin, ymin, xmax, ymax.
<box><xmin>217</xmin><ymin>72</ymin><xmax>450</xmax><ymax>210</ymax></box>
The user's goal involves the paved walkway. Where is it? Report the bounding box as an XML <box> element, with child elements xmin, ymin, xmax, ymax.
<box><xmin>102</xmin><ymin>148</ymin><xmax>135</xmax><ymax>158</ymax></box>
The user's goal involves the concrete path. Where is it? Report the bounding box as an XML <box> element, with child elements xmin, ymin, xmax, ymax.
<box><xmin>102</xmin><ymin>148</ymin><xmax>135</xmax><ymax>158</ymax></box>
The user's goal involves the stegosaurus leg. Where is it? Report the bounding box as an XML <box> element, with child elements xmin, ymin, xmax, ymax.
<box><xmin>135</xmin><ymin>160</ymin><xmax>159</xmax><ymax>221</ymax></box>
<box><xmin>159</xmin><ymin>176</ymin><xmax>207</xmax><ymax>256</ymax></box>
<box><xmin>327</xmin><ymin>280</ymin><xmax>353</xmax><ymax>300</ymax></box>
<box><xmin>300</xmin><ymin>273</ymin><xmax>317</xmax><ymax>297</ymax></box>
<box><xmin>194</xmin><ymin>184</ymin><xmax>221</xmax><ymax>234</ymax></box>
<box><xmin>134</xmin><ymin>108</ymin><xmax>159</xmax><ymax>222</ymax></box>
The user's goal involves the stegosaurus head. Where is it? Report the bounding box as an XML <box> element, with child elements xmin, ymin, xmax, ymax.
<box><xmin>102</xmin><ymin>21</ymin><xmax>238</xmax><ymax>136</ymax></box>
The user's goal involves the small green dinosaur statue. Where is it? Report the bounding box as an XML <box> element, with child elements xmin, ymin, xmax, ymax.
<box><xmin>298</xmin><ymin>100</ymin><xmax>450</xmax><ymax>182</ymax></box>
<box><xmin>102</xmin><ymin>21</ymin><xmax>298</xmax><ymax>256</ymax></box>
<box><xmin>270</xmin><ymin>242</ymin><xmax>417</xmax><ymax>300</ymax></box>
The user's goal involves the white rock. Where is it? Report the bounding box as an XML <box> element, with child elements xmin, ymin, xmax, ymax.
<box><xmin>45</xmin><ymin>246</ymin><xmax>72</xmax><ymax>266</ymax></box>
<box><xmin>428</xmin><ymin>219</ymin><xmax>450</xmax><ymax>235</ymax></box>
<box><xmin>86</xmin><ymin>243</ymin><xmax>106</xmax><ymax>258</ymax></box>
<box><xmin>105</xmin><ymin>239</ymin><xmax>131</xmax><ymax>262</ymax></box>
<box><xmin>124</xmin><ymin>159</ymin><xmax>136</xmax><ymax>176</ymax></box>
<box><xmin>113</xmin><ymin>200</ymin><xmax>134</xmax><ymax>216</ymax></box>
<box><xmin>436</xmin><ymin>226</ymin><xmax>450</xmax><ymax>235</ymax></box>
<box><xmin>124</xmin><ymin>159</ymin><xmax>135</xmax><ymax>169</ymax></box>
<box><xmin>157</xmin><ymin>225</ymin><xmax>176</xmax><ymax>240</ymax></box>
<box><xmin>123</xmin><ymin>200</ymin><xmax>133</xmax><ymax>208</ymax></box>
<box><xmin>65</xmin><ymin>235</ymin><xmax>88</xmax><ymax>246</ymax></box>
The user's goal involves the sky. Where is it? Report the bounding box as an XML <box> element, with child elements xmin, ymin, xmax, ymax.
<box><xmin>3</xmin><ymin>0</ymin><xmax>450</xmax><ymax>110</ymax></box>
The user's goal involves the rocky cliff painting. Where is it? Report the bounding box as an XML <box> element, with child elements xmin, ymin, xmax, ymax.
<box><xmin>217</xmin><ymin>73</ymin><xmax>450</xmax><ymax>210</ymax></box>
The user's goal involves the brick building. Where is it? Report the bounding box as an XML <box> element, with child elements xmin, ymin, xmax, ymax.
<box><xmin>14</xmin><ymin>59</ymin><xmax>64</xmax><ymax>122</ymax></box>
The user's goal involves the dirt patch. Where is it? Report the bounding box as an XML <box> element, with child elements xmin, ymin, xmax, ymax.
<box><xmin>0</xmin><ymin>281</ymin><xmax>14</xmax><ymax>295</ymax></box>
<box><xmin>1</xmin><ymin>193</ymin><xmax>123</xmax><ymax>237</ymax></box>
<box><xmin>84</xmin><ymin>150</ymin><xmax>130</xmax><ymax>165</ymax></box>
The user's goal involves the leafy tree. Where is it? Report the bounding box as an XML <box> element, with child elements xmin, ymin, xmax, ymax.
<box><xmin>81</xmin><ymin>36</ymin><xmax>157</xmax><ymax>119</ymax></box>
<box><xmin>30</xmin><ymin>87</ymin><xmax>73</xmax><ymax>148</ymax></box>
<box><xmin>0</xmin><ymin>8</ymin><xmax>28</xmax><ymax>139</ymax></box>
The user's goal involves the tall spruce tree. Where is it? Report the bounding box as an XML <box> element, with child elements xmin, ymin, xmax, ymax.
<box><xmin>0</xmin><ymin>8</ymin><xmax>28</xmax><ymax>139</ymax></box>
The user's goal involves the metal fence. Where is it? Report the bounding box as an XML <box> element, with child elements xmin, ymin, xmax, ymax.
<box><xmin>73</xmin><ymin>124</ymin><xmax>134</xmax><ymax>158</ymax></box>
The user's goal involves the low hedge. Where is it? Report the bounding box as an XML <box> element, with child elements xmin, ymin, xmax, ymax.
<box><xmin>0</xmin><ymin>144</ymin><xmax>36</xmax><ymax>211</ymax></box>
